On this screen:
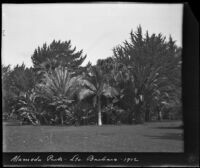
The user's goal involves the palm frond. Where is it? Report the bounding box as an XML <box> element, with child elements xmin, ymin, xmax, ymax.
<box><xmin>38</xmin><ymin>66</ymin><xmax>79</xmax><ymax>99</ymax></box>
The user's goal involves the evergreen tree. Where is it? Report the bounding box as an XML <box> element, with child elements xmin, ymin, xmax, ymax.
<box><xmin>31</xmin><ymin>40</ymin><xmax>86</xmax><ymax>73</ymax></box>
<box><xmin>113</xmin><ymin>26</ymin><xmax>182</xmax><ymax>123</ymax></box>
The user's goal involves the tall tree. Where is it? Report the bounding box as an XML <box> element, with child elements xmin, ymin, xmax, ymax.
<box><xmin>31</xmin><ymin>40</ymin><xmax>86</xmax><ymax>73</ymax></box>
<box><xmin>113</xmin><ymin>26</ymin><xmax>182</xmax><ymax>122</ymax></box>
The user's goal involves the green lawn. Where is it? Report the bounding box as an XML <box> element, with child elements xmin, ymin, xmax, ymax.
<box><xmin>3</xmin><ymin>120</ymin><xmax>183</xmax><ymax>152</ymax></box>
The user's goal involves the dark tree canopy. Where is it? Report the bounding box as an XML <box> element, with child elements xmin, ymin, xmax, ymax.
<box><xmin>3</xmin><ymin>64</ymin><xmax>36</xmax><ymax>96</ymax></box>
<box><xmin>112</xmin><ymin>26</ymin><xmax>182</xmax><ymax>122</ymax></box>
<box><xmin>31</xmin><ymin>40</ymin><xmax>86</xmax><ymax>72</ymax></box>
<box><xmin>97</xmin><ymin>57</ymin><xmax>115</xmax><ymax>74</ymax></box>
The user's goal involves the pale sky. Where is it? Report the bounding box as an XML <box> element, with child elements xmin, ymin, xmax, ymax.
<box><xmin>2</xmin><ymin>3</ymin><xmax>183</xmax><ymax>68</ymax></box>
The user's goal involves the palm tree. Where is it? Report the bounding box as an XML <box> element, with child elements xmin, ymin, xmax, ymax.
<box><xmin>37</xmin><ymin>66</ymin><xmax>80</xmax><ymax>125</ymax></box>
<box><xmin>77</xmin><ymin>65</ymin><xmax>118</xmax><ymax>126</ymax></box>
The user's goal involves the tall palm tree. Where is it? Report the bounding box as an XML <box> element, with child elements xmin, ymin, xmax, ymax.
<box><xmin>77</xmin><ymin>65</ymin><xmax>118</xmax><ymax>126</ymax></box>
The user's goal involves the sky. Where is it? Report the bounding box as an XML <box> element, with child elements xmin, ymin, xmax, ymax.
<box><xmin>2</xmin><ymin>3</ymin><xmax>183</xmax><ymax>68</ymax></box>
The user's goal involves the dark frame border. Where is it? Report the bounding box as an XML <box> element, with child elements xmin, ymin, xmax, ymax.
<box><xmin>1</xmin><ymin>2</ymin><xmax>199</xmax><ymax>167</ymax></box>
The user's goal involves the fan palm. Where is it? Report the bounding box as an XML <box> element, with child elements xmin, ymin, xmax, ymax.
<box><xmin>37</xmin><ymin>66</ymin><xmax>80</xmax><ymax>125</ymax></box>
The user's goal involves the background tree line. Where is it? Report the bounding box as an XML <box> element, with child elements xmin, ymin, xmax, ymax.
<box><xmin>2</xmin><ymin>26</ymin><xmax>182</xmax><ymax>126</ymax></box>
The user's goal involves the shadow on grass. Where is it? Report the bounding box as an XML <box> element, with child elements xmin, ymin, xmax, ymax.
<box><xmin>144</xmin><ymin>133</ymin><xmax>183</xmax><ymax>141</ymax></box>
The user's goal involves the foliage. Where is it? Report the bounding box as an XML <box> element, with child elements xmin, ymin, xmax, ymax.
<box><xmin>10</xmin><ymin>90</ymin><xmax>40</xmax><ymax>125</ymax></box>
<box><xmin>77</xmin><ymin>65</ymin><xmax>119</xmax><ymax>126</ymax></box>
<box><xmin>113</xmin><ymin>26</ymin><xmax>182</xmax><ymax>123</ymax></box>
<box><xmin>31</xmin><ymin>40</ymin><xmax>86</xmax><ymax>73</ymax></box>
<box><xmin>3</xmin><ymin>64</ymin><xmax>36</xmax><ymax>96</ymax></box>
<box><xmin>2</xmin><ymin>65</ymin><xmax>12</xmax><ymax>115</ymax></box>
<box><xmin>2</xmin><ymin>64</ymin><xmax>11</xmax><ymax>81</ymax></box>
<box><xmin>2</xmin><ymin>64</ymin><xmax>37</xmax><ymax>118</ymax></box>
<box><xmin>3</xmin><ymin>26</ymin><xmax>182</xmax><ymax>126</ymax></box>
<box><xmin>68</xmin><ymin>102</ymin><xmax>95</xmax><ymax>125</ymax></box>
<box><xmin>37</xmin><ymin>66</ymin><xmax>80</xmax><ymax>125</ymax></box>
<box><xmin>102</xmin><ymin>103</ymin><xmax>125</xmax><ymax>124</ymax></box>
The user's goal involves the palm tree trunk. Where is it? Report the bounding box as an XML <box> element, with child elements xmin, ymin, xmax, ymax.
<box><xmin>97</xmin><ymin>95</ymin><xmax>102</xmax><ymax>126</ymax></box>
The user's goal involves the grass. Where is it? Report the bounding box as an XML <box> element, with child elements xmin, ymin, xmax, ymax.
<box><xmin>3</xmin><ymin>120</ymin><xmax>183</xmax><ymax>152</ymax></box>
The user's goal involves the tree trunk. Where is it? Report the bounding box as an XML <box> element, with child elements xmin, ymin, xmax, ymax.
<box><xmin>60</xmin><ymin>111</ymin><xmax>64</xmax><ymax>125</ymax></box>
<box><xmin>145</xmin><ymin>105</ymin><xmax>150</xmax><ymax>122</ymax></box>
<box><xmin>157</xmin><ymin>108</ymin><xmax>163</xmax><ymax>121</ymax></box>
<box><xmin>135</xmin><ymin>103</ymin><xmax>144</xmax><ymax>124</ymax></box>
<box><xmin>128</xmin><ymin>110</ymin><xmax>133</xmax><ymax>124</ymax></box>
<box><xmin>158</xmin><ymin>111</ymin><xmax>162</xmax><ymax>121</ymax></box>
<box><xmin>97</xmin><ymin>96</ymin><xmax>102</xmax><ymax>126</ymax></box>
